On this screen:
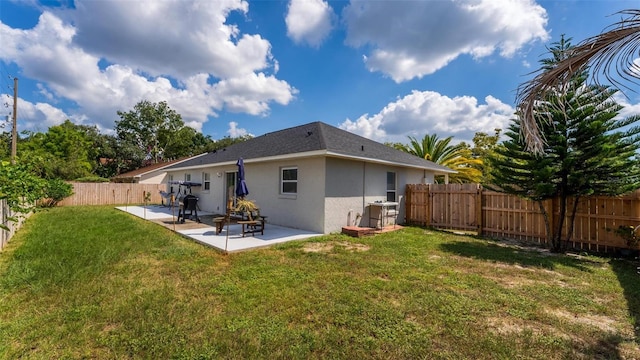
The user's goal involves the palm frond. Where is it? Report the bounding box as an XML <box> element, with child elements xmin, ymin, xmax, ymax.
<box><xmin>516</xmin><ymin>9</ymin><xmax>640</xmax><ymax>154</ymax></box>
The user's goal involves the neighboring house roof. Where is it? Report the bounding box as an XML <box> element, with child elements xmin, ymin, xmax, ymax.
<box><xmin>164</xmin><ymin>121</ymin><xmax>455</xmax><ymax>174</ymax></box>
<box><xmin>113</xmin><ymin>157</ymin><xmax>197</xmax><ymax>181</ymax></box>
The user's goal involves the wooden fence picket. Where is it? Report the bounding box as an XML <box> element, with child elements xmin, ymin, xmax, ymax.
<box><xmin>405</xmin><ymin>184</ymin><xmax>640</xmax><ymax>252</ymax></box>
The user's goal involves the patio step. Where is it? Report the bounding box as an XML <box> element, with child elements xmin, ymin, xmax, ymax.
<box><xmin>341</xmin><ymin>226</ymin><xmax>375</xmax><ymax>237</ymax></box>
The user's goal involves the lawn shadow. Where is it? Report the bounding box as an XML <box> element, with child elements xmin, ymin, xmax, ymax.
<box><xmin>439</xmin><ymin>238</ymin><xmax>596</xmax><ymax>273</ymax></box>
<box><xmin>610</xmin><ymin>258</ymin><xmax>640</xmax><ymax>345</ymax></box>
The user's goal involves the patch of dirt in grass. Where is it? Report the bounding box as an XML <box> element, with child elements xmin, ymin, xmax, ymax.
<box><xmin>546</xmin><ymin>308</ymin><xmax>619</xmax><ymax>334</ymax></box>
<box><xmin>302</xmin><ymin>242</ymin><xmax>335</xmax><ymax>253</ymax></box>
<box><xmin>101</xmin><ymin>323</ymin><xmax>121</xmax><ymax>333</ymax></box>
<box><xmin>484</xmin><ymin>275</ymin><xmax>545</xmax><ymax>289</ymax></box>
<box><xmin>302</xmin><ymin>241</ymin><xmax>370</xmax><ymax>253</ymax></box>
<box><xmin>486</xmin><ymin>316</ymin><xmax>572</xmax><ymax>340</ymax></box>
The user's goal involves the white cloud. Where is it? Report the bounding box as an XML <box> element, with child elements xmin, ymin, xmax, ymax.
<box><xmin>339</xmin><ymin>90</ymin><xmax>514</xmax><ymax>144</ymax></box>
<box><xmin>614</xmin><ymin>93</ymin><xmax>640</xmax><ymax>120</ymax></box>
<box><xmin>213</xmin><ymin>73</ymin><xmax>298</xmax><ymax>115</ymax></box>
<box><xmin>68</xmin><ymin>0</ymin><xmax>273</xmax><ymax>79</ymax></box>
<box><xmin>343</xmin><ymin>0</ymin><xmax>549</xmax><ymax>82</ymax></box>
<box><xmin>227</xmin><ymin>121</ymin><xmax>252</xmax><ymax>137</ymax></box>
<box><xmin>285</xmin><ymin>0</ymin><xmax>335</xmax><ymax>47</ymax></box>
<box><xmin>14</xmin><ymin>96</ymin><xmax>73</xmax><ymax>132</ymax></box>
<box><xmin>0</xmin><ymin>3</ymin><xmax>296</xmax><ymax>132</ymax></box>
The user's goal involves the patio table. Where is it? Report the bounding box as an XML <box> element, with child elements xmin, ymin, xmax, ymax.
<box><xmin>238</xmin><ymin>219</ymin><xmax>265</xmax><ymax>237</ymax></box>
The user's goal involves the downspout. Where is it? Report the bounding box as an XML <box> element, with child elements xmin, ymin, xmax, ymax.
<box><xmin>362</xmin><ymin>161</ymin><xmax>366</xmax><ymax>210</ymax></box>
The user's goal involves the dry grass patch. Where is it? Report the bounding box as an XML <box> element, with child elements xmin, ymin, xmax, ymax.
<box><xmin>546</xmin><ymin>308</ymin><xmax>620</xmax><ymax>334</ymax></box>
<box><xmin>302</xmin><ymin>241</ymin><xmax>370</xmax><ymax>253</ymax></box>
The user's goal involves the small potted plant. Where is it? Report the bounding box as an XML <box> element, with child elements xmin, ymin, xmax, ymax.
<box><xmin>235</xmin><ymin>199</ymin><xmax>259</xmax><ymax>221</ymax></box>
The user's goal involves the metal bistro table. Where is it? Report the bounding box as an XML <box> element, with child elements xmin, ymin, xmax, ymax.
<box><xmin>368</xmin><ymin>201</ymin><xmax>399</xmax><ymax>229</ymax></box>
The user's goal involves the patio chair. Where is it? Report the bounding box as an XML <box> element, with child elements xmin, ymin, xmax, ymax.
<box><xmin>159</xmin><ymin>190</ymin><xmax>173</xmax><ymax>207</ymax></box>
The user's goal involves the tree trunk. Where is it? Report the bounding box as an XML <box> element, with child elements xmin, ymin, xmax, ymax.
<box><xmin>553</xmin><ymin>194</ymin><xmax>568</xmax><ymax>253</ymax></box>
<box><xmin>537</xmin><ymin>200</ymin><xmax>553</xmax><ymax>246</ymax></box>
<box><xmin>564</xmin><ymin>196</ymin><xmax>580</xmax><ymax>249</ymax></box>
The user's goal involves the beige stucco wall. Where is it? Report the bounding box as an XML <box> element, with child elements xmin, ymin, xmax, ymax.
<box><xmin>245</xmin><ymin>157</ymin><xmax>326</xmax><ymax>233</ymax></box>
<box><xmin>323</xmin><ymin>158</ymin><xmax>430</xmax><ymax>233</ymax></box>
<box><xmin>165</xmin><ymin>157</ymin><xmax>327</xmax><ymax>233</ymax></box>
<box><xmin>139</xmin><ymin>171</ymin><xmax>168</xmax><ymax>184</ymax></box>
<box><xmin>166</xmin><ymin>156</ymin><xmax>436</xmax><ymax>234</ymax></box>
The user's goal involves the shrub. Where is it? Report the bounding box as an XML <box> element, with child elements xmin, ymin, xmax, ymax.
<box><xmin>614</xmin><ymin>225</ymin><xmax>640</xmax><ymax>249</ymax></box>
<box><xmin>74</xmin><ymin>176</ymin><xmax>110</xmax><ymax>183</ymax></box>
<box><xmin>41</xmin><ymin>179</ymin><xmax>74</xmax><ymax>207</ymax></box>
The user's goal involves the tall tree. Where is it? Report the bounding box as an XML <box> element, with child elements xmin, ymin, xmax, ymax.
<box><xmin>395</xmin><ymin>134</ymin><xmax>482</xmax><ymax>183</ymax></box>
<box><xmin>470</xmin><ymin>129</ymin><xmax>502</xmax><ymax>184</ymax></box>
<box><xmin>19</xmin><ymin>120</ymin><xmax>93</xmax><ymax>180</ymax></box>
<box><xmin>490</xmin><ymin>36</ymin><xmax>640</xmax><ymax>252</ymax></box>
<box><xmin>517</xmin><ymin>9</ymin><xmax>640</xmax><ymax>153</ymax></box>
<box><xmin>115</xmin><ymin>100</ymin><xmax>191</xmax><ymax>164</ymax></box>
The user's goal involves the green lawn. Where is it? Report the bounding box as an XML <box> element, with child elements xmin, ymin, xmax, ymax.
<box><xmin>1</xmin><ymin>206</ymin><xmax>639</xmax><ymax>359</ymax></box>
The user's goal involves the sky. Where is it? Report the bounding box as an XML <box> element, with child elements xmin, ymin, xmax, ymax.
<box><xmin>1</xmin><ymin>0</ymin><xmax>640</xmax><ymax>146</ymax></box>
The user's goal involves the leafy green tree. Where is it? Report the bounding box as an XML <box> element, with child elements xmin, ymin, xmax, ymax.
<box><xmin>0</xmin><ymin>132</ymin><xmax>10</xmax><ymax>160</ymax></box>
<box><xmin>0</xmin><ymin>160</ymin><xmax>47</xmax><ymax>214</ymax></box>
<box><xmin>516</xmin><ymin>10</ymin><xmax>640</xmax><ymax>153</ymax></box>
<box><xmin>116</xmin><ymin>100</ymin><xmax>196</xmax><ymax>165</ymax></box>
<box><xmin>489</xmin><ymin>36</ymin><xmax>640</xmax><ymax>252</ymax></box>
<box><xmin>395</xmin><ymin>134</ymin><xmax>482</xmax><ymax>183</ymax></box>
<box><xmin>207</xmin><ymin>134</ymin><xmax>253</xmax><ymax>152</ymax></box>
<box><xmin>470</xmin><ymin>129</ymin><xmax>502</xmax><ymax>184</ymax></box>
<box><xmin>19</xmin><ymin>120</ymin><xmax>93</xmax><ymax>180</ymax></box>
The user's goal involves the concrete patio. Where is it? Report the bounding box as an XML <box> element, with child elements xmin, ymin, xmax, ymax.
<box><xmin>116</xmin><ymin>205</ymin><xmax>323</xmax><ymax>253</ymax></box>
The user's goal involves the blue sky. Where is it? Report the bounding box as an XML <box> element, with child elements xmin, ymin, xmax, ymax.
<box><xmin>1</xmin><ymin>0</ymin><xmax>640</xmax><ymax>145</ymax></box>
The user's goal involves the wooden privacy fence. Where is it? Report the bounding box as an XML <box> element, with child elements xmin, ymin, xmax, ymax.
<box><xmin>405</xmin><ymin>183</ymin><xmax>640</xmax><ymax>252</ymax></box>
<box><xmin>57</xmin><ymin>183</ymin><xmax>166</xmax><ymax>206</ymax></box>
<box><xmin>1</xmin><ymin>199</ymin><xmax>32</xmax><ymax>251</ymax></box>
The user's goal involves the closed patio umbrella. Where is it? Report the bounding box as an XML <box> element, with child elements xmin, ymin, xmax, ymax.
<box><xmin>235</xmin><ymin>158</ymin><xmax>249</xmax><ymax>198</ymax></box>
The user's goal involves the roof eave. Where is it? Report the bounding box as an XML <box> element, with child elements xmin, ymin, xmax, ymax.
<box><xmin>325</xmin><ymin>151</ymin><xmax>457</xmax><ymax>173</ymax></box>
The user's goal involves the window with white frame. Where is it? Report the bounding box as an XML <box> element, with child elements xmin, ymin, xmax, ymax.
<box><xmin>203</xmin><ymin>172</ymin><xmax>210</xmax><ymax>190</ymax></box>
<box><xmin>281</xmin><ymin>167</ymin><xmax>298</xmax><ymax>194</ymax></box>
<box><xmin>386</xmin><ymin>171</ymin><xmax>396</xmax><ymax>202</ymax></box>
<box><xmin>184</xmin><ymin>173</ymin><xmax>191</xmax><ymax>182</ymax></box>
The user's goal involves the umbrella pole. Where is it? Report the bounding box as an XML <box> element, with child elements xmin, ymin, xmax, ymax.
<box><xmin>224</xmin><ymin>200</ymin><xmax>232</xmax><ymax>254</ymax></box>
<box><xmin>171</xmin><ymin>194</ymin><xmax>176</xmax><ymax>232</ymax></box>
<box><xmin>224</xmin><ymin>221</ymin><xmax>229</xmax><ymax>254</ymax></box>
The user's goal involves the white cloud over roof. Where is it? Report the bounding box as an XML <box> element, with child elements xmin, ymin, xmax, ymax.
<box><xmin>339</xmin><ymin>90</ymin><xmax>514</xmax><ymax>144</ymax></box>
<box><xmin>0</xmin><ymin>0</ymin><xmax>296</xmax><ymax>132</ymax></box>
<box><xmin>285</xmin><ymin>0</ymin><xmax>335</xmax><ymax>48</ymax></box>
<box><xmin>343</xmin><ymin>0</ymin><xmax>549</xmax><ymax>82</ymax></box>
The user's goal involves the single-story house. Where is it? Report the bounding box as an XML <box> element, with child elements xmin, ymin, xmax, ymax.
<box><xmin>112</xmin><ymin>157</ymin><xmax>191</xmax><ymax>184</ymax></box>
<box><xmin>163</xmin><ymin>121</ymin><xmax>455</xmax><ymax>234</ymax></box>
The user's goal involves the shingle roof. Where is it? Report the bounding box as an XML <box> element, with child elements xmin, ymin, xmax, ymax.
<box><xmin>165</xmin><ymin>122</ymin><xmax>454</xmax><ymax>173</ymax></box>
<box><xmin>113</xmin><ymin>157</ymin><xmax>190</xmax><ymax>179</ymax></box>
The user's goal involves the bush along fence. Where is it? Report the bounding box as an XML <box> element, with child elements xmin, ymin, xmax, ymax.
<box><xmin>405</xmin><ymin>183</ymin><xmax>640</xmax><ymax>253</ymax></box>
<box><xmin>1</xmin><ymin>199</ymin><xmax>32</xmax><ymax>251</ymax></box>
<box><xmin>57</xmin><ymin>183</ymin><xmax>167</xmax><ymax>206</ymax></box>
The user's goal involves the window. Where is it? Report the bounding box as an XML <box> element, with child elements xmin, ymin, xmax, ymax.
<box><xmin>281</xmin><ymin>167</ymin><xmax>298</xmax><ymax>194</ymax></box>
<box><xmin>203</xmin><ymin>172</ymin><xmax>210</xmax><ymax>190</ymax></box>
<box><xmin>184</xmin><ymin>173</ymin><xmax>191</xmax><ymax>182</ymax></box>
<box><xmin>386</xmin><ymin>172</ymin><xmax>396</xmax><ymax>202</ymax></box>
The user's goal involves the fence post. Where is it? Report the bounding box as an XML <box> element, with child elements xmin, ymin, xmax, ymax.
<box><xmin>543</xmin><ymin>197</ymin><xmax>555</xmax><ymax>246</ymax></box>
<box><xmin>405</xmin><ymin>185</ymin><xmax>412</xmax><ymax>224</ymax></box>
<box><xmin>426</xmin><ymin>184</ymin><xmax>431</xmax><ymax>227</ymax></box>
<box><xmin>476</xmin><ymin>184</ymin><xmax>483</xmax><ymax>236</ymax></box>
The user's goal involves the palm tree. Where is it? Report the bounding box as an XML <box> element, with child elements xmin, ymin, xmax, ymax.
<box><xmin>396</xmin><ymin>134</ymin><xmax>482</xmax><ymax>183</ymax></box>
<box><xmin>517</xmin><ymin>9</ymin><xmax>640</xmax><ymax>154</ymax></box>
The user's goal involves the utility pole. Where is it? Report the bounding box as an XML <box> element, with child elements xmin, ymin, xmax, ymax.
<box><xmin>11</xmin><ymin>77</ymin><xmax>17</xmax><ymax>164</ymax></box>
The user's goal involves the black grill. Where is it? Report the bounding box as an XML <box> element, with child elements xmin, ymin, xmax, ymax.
<box><xmin>177</xmin><ymin>195</ymin><xmax>200</xmax><ymax>223</ymax></box>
